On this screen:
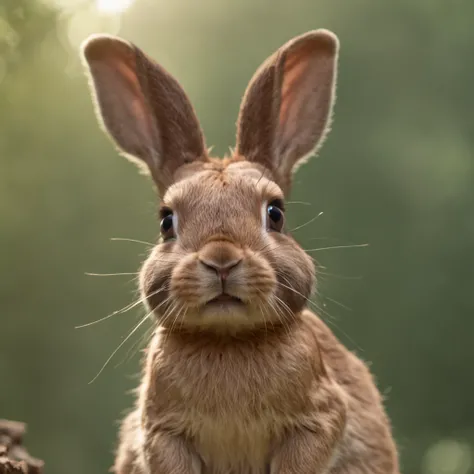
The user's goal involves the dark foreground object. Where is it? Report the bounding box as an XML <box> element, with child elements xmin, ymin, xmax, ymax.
<box><xmin>0</xmin><ymin>420</ymin><xmax>43</xmax><ymax>474</ymax></box>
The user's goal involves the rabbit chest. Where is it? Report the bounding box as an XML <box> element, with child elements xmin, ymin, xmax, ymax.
<box><xmin>142</xmin><ymin>328</ymin><xmax>322</xmax><ymax>473</ymax></box>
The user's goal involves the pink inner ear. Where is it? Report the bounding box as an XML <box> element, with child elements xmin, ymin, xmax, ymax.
<box><xmin>84</xmin><ymin>35</ymin><xmax>207</xmax><ymax>195</ymax></box>
<box><xmin>115</xmin><ymin>59</ymin><xmax>140</xmax><ymax>91</ymax></box>
<box><xmin>101</xmin><ymin>55</ymin><xmax>158</xmax><ymax>156</ymax></box>
<box><xmin>278</xmin><ymin>49</ymin><xmax>311</xmax><ymax>148</ymax></box>
<box><xmin>279</xmin><ymin>42</ymin><xmax>324</xmax><ymax>149</ymax></box>
<box><xmin>276</xmin><ymin>36</ymin><xmax>335</xmax><ymax>166</ymax></box>
<box><xmin>115</xmin><ymin>59</ymin><xmax>154</xmax><ymax>132</ymax></box>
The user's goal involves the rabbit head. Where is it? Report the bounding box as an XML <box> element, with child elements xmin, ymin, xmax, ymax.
<box><xmin>82</xmin><ymin>30</ymin><xmax>339</xmax><ymax>332</ymax></box>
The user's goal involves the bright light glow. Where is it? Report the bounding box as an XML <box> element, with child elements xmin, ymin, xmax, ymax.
<box><xmin>422</xmin><ymin>439</ymin><xmax>472</xmax><ymax>474</ymax></box>
<box><xmin>66</xmin><ymin>6</ymin><xmax>121</xmax><ymax>48</ymax></box>
<box><xmin>96</xmin><ymin>0</ymin><xmax>135</xmax><ymax>14</ymax></box>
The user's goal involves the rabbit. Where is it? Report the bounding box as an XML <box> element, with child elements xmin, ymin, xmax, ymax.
<box><xmin>81</xmin><ymin>29</ymin><xmax>400</xmax><ymax>474</ymax></box>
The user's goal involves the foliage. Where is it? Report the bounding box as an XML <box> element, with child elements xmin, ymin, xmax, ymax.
<box><xmin>1</xmin><ymin>1</ymin><xmax>473</xmax><ymax>473</ymax></box>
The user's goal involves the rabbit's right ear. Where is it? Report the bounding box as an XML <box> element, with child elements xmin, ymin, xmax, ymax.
<box><xmin>81</xmin><ymin>35</ymin><xmax>207</xmax><ymax>195</ymax></box>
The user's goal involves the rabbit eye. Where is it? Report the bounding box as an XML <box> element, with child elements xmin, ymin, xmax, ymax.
<box><xmin>160</xmin><ymin>208</ymin><xmax>175</xmax><ymax>240</ymax></box>
<box><xmin>267</xmin><ymin>199</ymin><xmax>285</xmax><ymax>232</ymax></box>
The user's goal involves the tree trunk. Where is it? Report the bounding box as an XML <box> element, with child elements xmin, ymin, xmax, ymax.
<box><xmin>0</xmin><ymin>420</ymin><xmax>44</xmax><ymax>474</ymax></box>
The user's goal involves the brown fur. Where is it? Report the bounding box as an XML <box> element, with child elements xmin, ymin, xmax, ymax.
<box><xmin>82</xmin><ymin>30</ymin><xmax>399</xmax><ymax>473</ymax></box>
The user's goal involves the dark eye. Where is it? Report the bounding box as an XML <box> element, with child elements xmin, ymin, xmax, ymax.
<box><xmin>267</xmin><ymin>200</ymin><xmax>285</xmax><ymax>232</ymax></box>
<box><xmin>160</xmin><ymin>208</ymin><xmax>175</xmax><ymax>240</ymax></box>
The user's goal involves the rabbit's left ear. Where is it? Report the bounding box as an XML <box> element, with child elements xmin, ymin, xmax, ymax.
<box><xmin>81</xmin><ymin>35</ymin><xmax>207</xmax><ymax>196</ymax></box>
<box><xmin>235</xmin><ymin>30</ymin><xmax>339</xmax><ymax>194</ymax></box>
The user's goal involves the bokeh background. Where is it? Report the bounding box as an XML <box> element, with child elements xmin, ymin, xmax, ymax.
<box><xmin>1</xmin><ymin>0</ymin><xmax>473</xmax><ymax>473</ymax></box>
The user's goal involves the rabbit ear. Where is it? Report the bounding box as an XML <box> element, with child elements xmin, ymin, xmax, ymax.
<box><xmin>235</xmin><ymin>30</ymin><xmax>339</xmax><ymax>194</ymax></box>
<box><xmin>81</xmin><ymin>34</ymin><xmax>207</xmax><ymax>195</ymax></box>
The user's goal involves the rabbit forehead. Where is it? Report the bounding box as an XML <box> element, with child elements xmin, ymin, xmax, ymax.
<box><xmin>164</xmin><ymin>160</ymin><xmax>283</xmax><ymax>210</ymax></box>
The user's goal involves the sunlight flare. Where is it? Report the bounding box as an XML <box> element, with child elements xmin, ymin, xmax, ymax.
<box><xmin>96</xmin><ymin>0</ymin><xmax>135</xmax><ymax>14</ymax></box>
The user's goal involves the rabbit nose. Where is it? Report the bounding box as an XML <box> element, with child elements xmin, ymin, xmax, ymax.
<box><xmin>199</xmin><ymin>258</ymin><xmax>242</xmax><ymax>281</ymax></box>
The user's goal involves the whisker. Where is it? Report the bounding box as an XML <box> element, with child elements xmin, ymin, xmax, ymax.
<box><xmin>160</xmin><ymin>250</ymin><xmax>188</xmax><ymax>258</ymax></box>
<box><xmin>255</xmin><ymin>290</ymin><xmax>275</xmax><ymax>327</ymax></box>
<box><xmin>275</xmin><ymin>270</ymin><xmax>364</xmax><ymax>352</ymax></box>
<box><xmin>265</xmin><ymin>297</ymin><xmax>284</xmax><ymax>332</ymax></box>
<box><xmin>75</xmin><ymin>286</ymin><xmax>166</xmax><ymax>329</ymax></box>
<box><xmin>272</xmin><ymin>296</ymin><xmax>294</xmax><ymax>338</ymax></box>
<box><xmin>258</xmin><ymin>240</ymin><xmax>281</xmax><ymax>255</ymax></box>
<box><xmin>275</xmin><ymin>275</ymin><xmax>338</xmax><ymax>323</ymax></box>
<box><xmin>75</xmin><ymin>301</ymin><xmax>139</xmax><ymax>330</ymax></box>
<box><xmin>178</xmin><ymin>306</ymin><xmax>189</xmax><ymax>332</ymax></box>
<box><xmin>254</xmin><ymin>297</ymin><xmax>276</xmax><ymax>334</ymax></box>
<box><xmin>290</xmin><ymin>211</ymin><xmax>324</xmax><ymax>232</ymax></box>
<box><xmin>85</xmin><ymin>272</ymin><xmax>139</xmax><ymax>277</ymax></box>
<box><xmin>258</xmin><ymin>234</ymin><xmax>368</xmax><ymax>261</ymax></box>
<box><xmin>114</xmin><ymin>325</ymin><xmax>155</xmax><ymax>368</ymax></box>
<box><xmin>324</xmin><ymin>296</ymin><xmax>352</xmax><ymax>312</ymax></box>
<box><xmin>159</xmin><ymin>298</ymin><xmax>177</xmax><ymax>326</ymax></box>
<box><xmin>311</xmin><ymin>290</ymin><xmax>364</xmax><ymax>352</ymax></box>
<box><xmin>151</xmin><ymin>293</ymin><xmax>174</xmax><ymax>317</ymax></box>
<box><xmin>310</xmin><ymin>293</ymin><xmax>338</xmax><ymax>322</ymax></box>
<box><xmin>264</xmin><ymin>304</ymin><xmax>276</xmax><ymax>332</ymax></box>
<box><xmin>170</xmin><ymin>305</ymin><xmax>186</xmax><ymax>334</ymax></box>
<box><xmin>88</xmin><ymin>309</ymin><xmax>153</xmax><ymax>384</ymax></box>
<box><xmin>317</xmin><ymin>270</ymin><xmax>362</xmax><ymax>281</ymax></box>
<box><xmin>160</xmin><ymin>301</ymin><xmax>182</xmax><ymax>344</ymax></box>
<box><xmin>286</xmin><ymin>201</ymin><xmax>312</xmax><ymax>206</ymax></box>
<box><xmin>273</xmin><ymin>293</ymin><xmax>294</xmax><ymax>319</ymax></box>
<box><xmin>110</xmin><ymin>237</ymin><xmax>155</xmax><ymax>246</ymax></box>
<box><xmin>276</xmin><ymin>277</ymin><xmax>310</xmax><ymax>304</ymax></box>
<box><xmin>263</xmin><ymin>290</ymin><xmax>293</xmax><ymax>338</ymax></box>
<box><xmin>304</xmin><ymin>243</ymin><xmax>369</xmax><ymax>252</ymax></box>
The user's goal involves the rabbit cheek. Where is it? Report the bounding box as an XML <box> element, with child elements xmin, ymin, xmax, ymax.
<box><xmin>266</xmin><ymin>237</ymin><xmax>315</xmax><ymax>316</ymax></box>
<box><xmin>239</xmin><ymin>251</ymin><xmax>276</xmax><ymax>304</ymax></box>
<box><xmin>279</xmin><ymin>263</ymin><xmax>314</xmax><ymax>314</ymax></box>
<box><xmin>139</xmin><ymin>253</ymin><xmax>175</xmax><ymax>320</ymax></box>
<box><xmin>169</xmin><ymin>254</ymin><xmax>213</xmax><ymax>308</ymax></box>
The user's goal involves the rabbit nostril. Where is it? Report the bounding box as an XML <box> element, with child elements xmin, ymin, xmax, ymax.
<box><xmin>199</xmin><ymin>259</ymin><xmax>242</xmax><ymax>281</ymax></box>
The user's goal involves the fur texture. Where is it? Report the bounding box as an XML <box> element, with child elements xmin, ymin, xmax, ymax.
<box><xmin>82</xmin><ymin>30</ymin><xmax>400</xmax><ymax>474</ymax></box>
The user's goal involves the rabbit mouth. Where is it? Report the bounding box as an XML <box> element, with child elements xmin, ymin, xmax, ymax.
<box><xmin>206</xmin><ymin>293</ymin><xmax>244</xmax><ymax>306</ymax></box>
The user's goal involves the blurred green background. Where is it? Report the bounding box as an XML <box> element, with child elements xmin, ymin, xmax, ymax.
<box><xmin>1</xmin><ymin>0</ymin><xmax>473</xmax><ymax>473</ymax></box>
